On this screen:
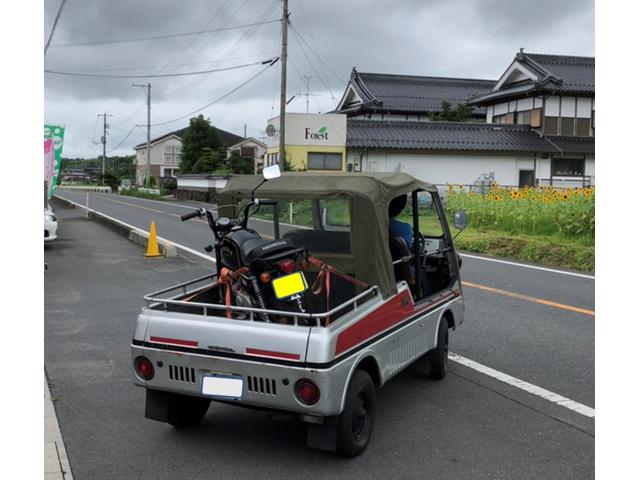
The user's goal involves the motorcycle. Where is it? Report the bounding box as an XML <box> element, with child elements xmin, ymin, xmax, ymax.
<box><xmin>180</xmin><ymin>200</ymin><xmax>309</xmax><ymax>323</ymax></box>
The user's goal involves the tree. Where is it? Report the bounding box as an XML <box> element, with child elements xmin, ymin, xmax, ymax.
<box><xmin>428</xmin><ymin>100</ymin><xmax>473</xmax><ymax>122</ymax></box>
<box><xmin>180</xmin><ymin>115</ymin><xmax>221</xmax><ymax>173</ymax></box>
<box><xmin>227</xmin><ymin>151</ymin><xmax>254</xmax><ymax>174</ymax></box>
<box><xmin>191</xmin><ymin>147</ymin><xmax>225</xmax><ymax>173</ymax></box>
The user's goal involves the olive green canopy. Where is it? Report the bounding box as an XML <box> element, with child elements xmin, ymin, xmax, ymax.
<box><xmin>217</xmin><ymin>172</ymin><xmax>437</xmax><ymax>298</ymax></box>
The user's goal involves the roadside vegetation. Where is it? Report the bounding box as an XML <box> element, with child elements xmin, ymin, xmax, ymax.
<box><xmin>119</xmin><ymin>188</ymin><xmax>164</xmax><ymax>200</ymax></box>
<box><xmin>445</xmin><ymin>184</ymin><xmax>595</xmax><ymax>271</ymax></box>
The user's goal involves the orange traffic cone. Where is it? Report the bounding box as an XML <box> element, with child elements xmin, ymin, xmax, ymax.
<box><xmin>145</xmin><ymin>221</ymin><xmax>162</xmax><ymax>257</ymax></box>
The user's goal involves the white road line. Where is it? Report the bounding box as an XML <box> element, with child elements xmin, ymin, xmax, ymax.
<box><xmin>459</xmin><ymin>253</ymin><xmax>595</xmax><ymax>280</ymax></box>
<box><xmin>449</xmin><ymin>353</ymin><xmax>595</xmax><ymax>418</ymax></box>
<box><xmin>55</xmin><ymin>195</ymin><xmax>217</xmax><ymax>263</ymax></box>
<box><xmin>57</xmin><ymin>195</ymin><xmax>595</xmax><ymax>418</ymax></box>
<box><xmin>59</xmin><ymin>191</ymin><xmax>202</xmax><ymax>210</ymax></box>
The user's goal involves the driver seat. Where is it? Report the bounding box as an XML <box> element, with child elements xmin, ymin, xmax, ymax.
<box><xmin>389</xmin><ymin>236</ymin><xmax>412</xmax><ymax>285</ymax></box>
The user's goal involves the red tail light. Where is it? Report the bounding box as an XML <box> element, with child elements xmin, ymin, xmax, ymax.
<box><xmin>134</xmin><ymin>356</ymin><xmax>154</xmax><ymax>380</ymax></box>
<box><xmin>295</xmin><ymin>379</ymin><xmax>320</xmax><ymax>405</ymax></box>
<box><xmin>278</xmin><ymin>260</ymin><xmax>296</xmax><ymax>274</ymax></box>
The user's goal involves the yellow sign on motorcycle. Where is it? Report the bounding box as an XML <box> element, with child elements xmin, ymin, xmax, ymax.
<box><xmin>272</xmin><ymin>272</ymin><xmax>308</xmax><ymax>300</ymax></box>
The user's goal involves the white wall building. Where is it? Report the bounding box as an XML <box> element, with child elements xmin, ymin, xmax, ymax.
<box><xmin>335</xmin><ymin>51</ymin><xmax>595</xmax><ymax>188</ymax></box>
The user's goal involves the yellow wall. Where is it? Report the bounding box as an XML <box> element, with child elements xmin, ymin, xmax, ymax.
<box><xmin>267</xmin><ymin>145</ymin><xmax>347</xmax><ymax>171</ymax></box>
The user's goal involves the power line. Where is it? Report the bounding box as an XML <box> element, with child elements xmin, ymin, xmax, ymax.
<box><xmin>45</xmin><ymin>57</ymin><xmax>278</xmax><ymax>79</ymax></box>
<box><xmin>160</xmin><ymin>0</ymin><xmax>245</xmax><ymax>76</ymax></box>
<box><xmin>290</xmin><ymin>26</ymin><xmax>337</xmax><ymax>105</ymax></box>
<box><xmin>290</xmin><ymin>24</ymin><xmax>344</xmax><ymax>84</ymax></box>
<box><xmin>106</xmin><ymin>125</ymin><xmax>142</xmax><ymax>153</ymax></box>
<box><xmin>47</xmin><ymin>50</ymin><xmax>281</xmax><ymax>73</ymax></box>
<box><xmin>48</xmin><ymin>19</ymin><xmax>281</xmax><ymax>48</ymax></box>
<box><xmin>159</xmin><ymin>0</ymin><xmax>280</xmax><ymax>102</ymax></box>
<box><xmin>149</xmin><ymin>58</ymin><xmax>278</xmax><ymax>127</ymax></box>
<box><xmin>44</xmin><ymin>0</ymin><xmax>67</xmax><ymax>55</ymax></box>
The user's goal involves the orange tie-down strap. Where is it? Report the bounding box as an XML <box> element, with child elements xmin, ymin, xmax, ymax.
<box><xmin>182</xmin><ymin>267</ymin><xmax>249</xmax><ymax>318</ymax></box>
<box><xmin>304</xmin><ymin>256</ymin><xmax>369</xmax><ymax>326</ymax></box>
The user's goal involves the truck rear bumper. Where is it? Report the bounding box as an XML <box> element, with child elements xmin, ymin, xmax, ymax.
<box><xmin>131</xmin><ymin>344</ymin><xmax>352</xmax><ymax>417</ymax></box>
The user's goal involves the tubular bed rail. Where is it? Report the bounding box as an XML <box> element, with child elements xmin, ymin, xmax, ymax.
<box><xmin>143</xmin><ymin>273</ymin><xmax>380</xmax><ymax>327</ymax></box>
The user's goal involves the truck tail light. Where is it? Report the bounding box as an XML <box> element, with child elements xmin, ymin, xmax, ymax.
<box><xmin>278</xmin><ymin>260</ymin><xmax>296</xmax><ymax>274</ymax></box>
<box><xmin>134</xmin><ymin>356</ymin><xmax>154</xmax><ymax>380</ymax></box>
<box><xmin>295</xmin><ymin>379</ymin><xmax>320</xmax><ymax>405</ymax></box>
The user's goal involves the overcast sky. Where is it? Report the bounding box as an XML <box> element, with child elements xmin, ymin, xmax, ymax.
<box><xmin>44</xmin><ymin>0</ymin><xmax>594</xmax><ymax>158</ymax></box>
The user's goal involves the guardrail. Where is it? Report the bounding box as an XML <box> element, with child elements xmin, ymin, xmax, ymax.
<box><xmin>58</xmin><ymin>185</ymin><xmax>112</xmax><ymax>193</ymax></box>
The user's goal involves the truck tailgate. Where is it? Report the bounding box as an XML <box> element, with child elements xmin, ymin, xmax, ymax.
<box><xmin>135</xmin><ymin>309</ymin><xmax>311</xmax><ymax>363</ymax></box>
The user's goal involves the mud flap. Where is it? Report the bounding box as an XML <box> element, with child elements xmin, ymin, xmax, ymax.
<box><xmin>306</xmin><ymin>416</ymin><xmax>339</xmax><ymax>452</ymax></box>
<box><xmin>145</xmin><ymin>389</ymin><xmax>170</xmax><ymax>422</ymax></box>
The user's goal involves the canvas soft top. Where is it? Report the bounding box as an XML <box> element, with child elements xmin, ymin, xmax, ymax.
<box><xmin>217</xmin><ymin>172</ymin><xmax>437</xmax><ymax>298</ymax></box>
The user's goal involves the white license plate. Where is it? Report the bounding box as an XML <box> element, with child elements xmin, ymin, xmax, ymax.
<box><xmin>201</xmin><ymin>375</ymin><xmax>243</xmax><ymax>399</ymax></box>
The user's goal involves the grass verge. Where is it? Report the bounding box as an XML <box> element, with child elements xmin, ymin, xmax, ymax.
<box><xmin>454</xmin><ymin>228</ymin><xmax>594</xmax><ymax>272</ymax></box>
<box><xmin>119</xmin><ymin>189</ymin><xmax>164</xmax><ymax>200</ymax></box>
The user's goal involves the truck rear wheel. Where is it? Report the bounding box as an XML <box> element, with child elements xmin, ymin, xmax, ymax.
<box><xmin>335</xmin><ymin>370</ymin><xmax>376</xmax><ymax>457</ymax></box>
<box><xmin>166</xmin><ymin>393</ymin><xmax>211</xmax><ymax>429</ymax></box>
<box><xmin>428</xmin><ymin>319</ymin><xmax>449</xmax><ymax>380</ymax></box>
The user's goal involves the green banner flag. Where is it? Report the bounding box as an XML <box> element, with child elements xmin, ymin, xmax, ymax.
<box><xmin>44</xmin><ymin>124</ymin><xmax>65</xmax><ymax>198</ymax></box>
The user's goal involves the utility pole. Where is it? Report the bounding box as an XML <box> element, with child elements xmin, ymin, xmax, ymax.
<box><xmin>278</xmin><ymin>0</ymin><xmax>289</xmax><ymax>170</ymax></box>
<box><xmin>133</xmin><ymin>83</ymin><xmax>151</xmax><ymax>188</ymax></box>
<box><xmin>98</xmin><ymin>113</ymin><xmax>112</xmax><ymax>185</ymax></box>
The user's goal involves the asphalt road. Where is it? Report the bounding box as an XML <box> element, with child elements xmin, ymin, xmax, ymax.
<box><xmin>45</xmin><ymin>202</ymin><xmax>594</xmax><ymax>479</ymax></box>
<box><xmin>55</xmin><ymin>191</ymin><xmax>595</xmax><ymax>407</ymax></box>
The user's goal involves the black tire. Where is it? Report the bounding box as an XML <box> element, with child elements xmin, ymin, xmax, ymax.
<box><xmin>428</xmin><ymin>319</ymin><xmax>449</xmax><ymax>380</ymax></box>
<box><xmin>166</xmin><ymin>393</ymin><xmax>211</xmax><ymax>429</ymax></box>
<box><xmin>335</xmin><ymin>370</ymin><xmax>376</xmax><ymax>457</ymax></box>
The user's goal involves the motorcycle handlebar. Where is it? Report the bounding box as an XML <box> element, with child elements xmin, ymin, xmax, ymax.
<box><xmin>181</xmin><ymin>209</ymin><xmax>202</xmax><ymax>221</ymax></box>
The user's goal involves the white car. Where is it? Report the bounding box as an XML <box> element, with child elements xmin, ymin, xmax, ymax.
<box><xmin>44</xmin><ymin>206</ymin><xmax>58</xmax><ymax>242</ymax></box>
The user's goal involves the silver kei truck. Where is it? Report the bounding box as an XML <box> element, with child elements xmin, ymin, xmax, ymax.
<box><xmin>131</xmin><ymin>169</ymin><xmax>466</xmax><ymax>457</ymax></box>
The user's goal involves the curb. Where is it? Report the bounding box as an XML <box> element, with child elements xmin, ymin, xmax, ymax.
<box><xmin>45</xmin><ymin>372</ymin><xmax>74</xmax><ymax>480</ymax></box>
<box><xmin>52</xmin><ymin>195</ymin><xmax>177</xmax><ymax>258</ymax></box>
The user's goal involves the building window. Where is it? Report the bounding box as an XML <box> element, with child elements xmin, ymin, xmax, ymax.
<box><xmin>560</xmin><ymin>118</ymin><xmax>575</xmax><ymax>136</ymax></box>
<box><xmin>164</xmin><ymin>145</ymin><xmax>173</xmax><ymax>154</ymax></box>
<box><xmin>544</xmin><ymin>117</ymin><xmax>559</xmax><ymax>135</ymax></box>
<box><xmin>493</xmin><ymin>114</ymin><xmax>506</xmax><ymax>124</ymax></box>
<box><xmin>175</xmin><ymin>154</ymin><xmax>181</xmax><ymax>164</ymax></box>
<box><xmin>516</xmin><ymin>110</ymin><xmax>531</xmax><ymax>125</ymax></box>
<box><xmin>575</xmin><ymin>118</ymin><xmax>591</xmax><ymax>137</ymax></box>
<box><xmin>174</xmin><ymin>145</ymin><xmax>182</xmax><ymax>154</ymax></box>
<box><xmin>551</xmin><ymin>157</ymin><xmax>585</xmax><ymax>177</ymax></box>
<box><xmin>164</xmin><ymin>154</ymin><xmax>172</xmax><ymax>164</ymax></box>
<box><xmin>307</xmin><ymin>152</ymin><xmax>342</xmax><ymax>170</ymax></box>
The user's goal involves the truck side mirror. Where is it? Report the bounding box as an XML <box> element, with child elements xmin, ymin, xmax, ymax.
<box><xmin>454</xmin><ymin>210</ymin><xmax>467</xmax><ymax>230</ymax></box>
<box><xmin>263</xmin><ymin>164</ymin><xmax>281</xmax><ymax>180</ymax></box>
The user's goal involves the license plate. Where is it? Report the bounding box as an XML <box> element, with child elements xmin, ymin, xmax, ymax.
<box><xmin>272</xmin><ymin>271</ymin><xmax>308</xmax><ymax>300</ymax></box>
<box><xmin>201</xmin><ymin>374</ymin><xmax>243</xmax><ymax>399</ymax></box>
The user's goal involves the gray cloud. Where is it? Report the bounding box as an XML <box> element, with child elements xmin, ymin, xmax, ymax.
<box><xmin>44</xmin><ymin>0</ymin><xmax>594</xmax><ymax>157</ymax></box>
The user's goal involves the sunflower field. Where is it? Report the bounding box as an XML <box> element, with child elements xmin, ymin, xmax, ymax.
<box><xmin>446</xmin><ymin>184</ymin><xmax>595</xmax><ymax>241</ymax></box>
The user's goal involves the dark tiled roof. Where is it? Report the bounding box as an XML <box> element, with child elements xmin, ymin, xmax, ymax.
<box><xmin>338</xmin><ymin>69</ymin><xmax>496</xmax><ymax>116</ymax></box>
<box><xmin>134</xmin><ymin>126</ymin><xmax>243</xmax><ymax>149</ymax></box>
<box><xmin>346</xmin><ymin>119</ymin><xmax>594</xmax><ymax>155</ymax></box>
<box><xmin>468</xmin><ymin>52</ymin><xmax>594</xmax><ymax>105</ymax></box>
<box><xmin>544</xmin><ymin>135</ymin><xmax>596</xmax><ymax>154</ymax></box>
<box><xmin>523</xmin><ymin>53</ymin><xmax>594</xmax><ymax>92</ymax></box>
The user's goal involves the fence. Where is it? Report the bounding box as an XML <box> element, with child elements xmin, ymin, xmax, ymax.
<box><xmin>58</xmin><ymin>185</ymin><xmax>112</xmax><ymax>193</ymax></box>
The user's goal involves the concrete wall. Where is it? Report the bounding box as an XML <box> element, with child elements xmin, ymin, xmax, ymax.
<box><xmin>350</xmin><ymin>150</ymin><xmax>539</xmax><ymax>186</ymax></box>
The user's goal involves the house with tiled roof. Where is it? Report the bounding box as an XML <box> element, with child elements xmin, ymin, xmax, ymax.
<box><xmin>340</xmin><ymin>51</ymin><xmax>595</xmax><ymax>188</ymax></box>
<box><xmin>133</xmin><ymin>126</ymin><xmax>243</xmax><ymax>186</ymax></box>
<box><xmin>335</xmin><ymin>68</ymin><xmax>495</xmax><ymax>120</ymax></box>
